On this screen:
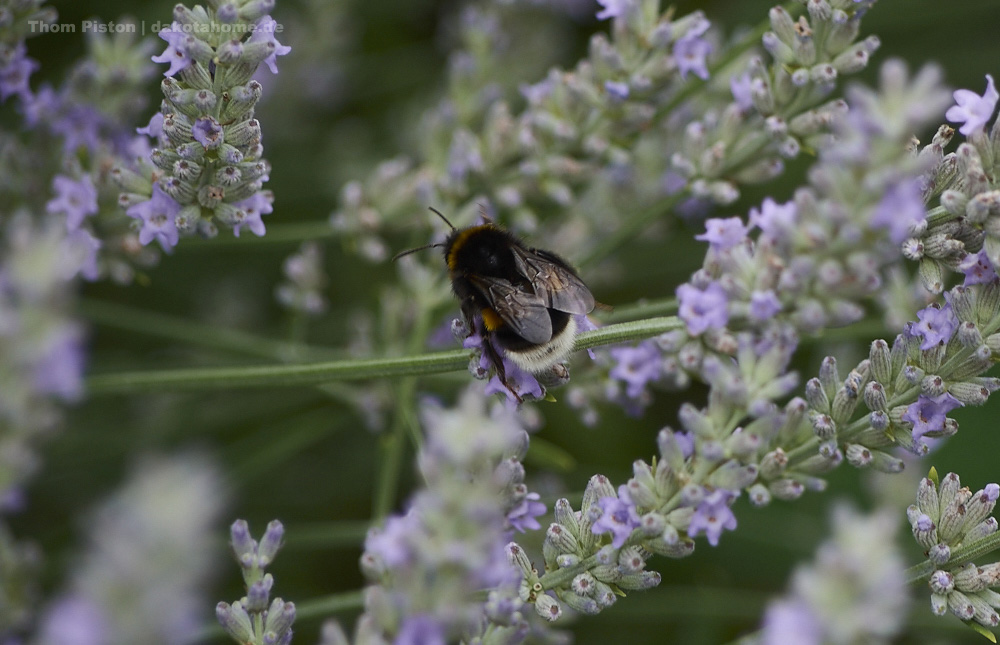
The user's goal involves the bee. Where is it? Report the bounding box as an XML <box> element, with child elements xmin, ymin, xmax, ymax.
<box><xmin>395</xmin><ymin>208</ymin><xmax>595</xmax><ymax>396</ymax></box>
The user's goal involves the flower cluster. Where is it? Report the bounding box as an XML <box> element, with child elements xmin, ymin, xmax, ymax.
<box><xmin>35</xmin><ymin>455</ymin><xmax>224</xmax><ymax>644</ymax></box>
<box><xmin>0</xmin><ymin>0</ymin><xmax>54</xmax><ymax>104</ymax></box>
<box><xmin>275</xmin><ymin>241</ymin><xmax>329</xmax><ymax>315</ymax></box>
<box><xmin>761</xmin><ymin>504</ymin><xmax>908</xmax><ymax>644</ymax></box>
<box><xmin>909</xmin><ymin>472</ymin><xmax>1000</xmax><ymax>631</ymax></box>
<box><xmin>346</xmin><ymin>388</ymin><xmax>543</xmax><ymax>643</ymax></box>
<box><xmin>114</xmin><ymin>0</ymin><xmax>290</xmax><ymax>250</ymax></box>
<box><xmin>217</xmin><ymin>519</ymin><xmax>296</xmax><ymax>645</ymax></box>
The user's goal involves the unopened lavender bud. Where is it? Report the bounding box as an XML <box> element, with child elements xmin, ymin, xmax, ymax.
<box><xmin>831</xmin><ymin>42</ymin><xmax>870</xmax><ymax>74</ymax></box>
<box><xmin>708</xmin><ymin>461</ymin><xmax>758</xmax><ymax>490</ymax></box>
<box><xmin>930</xmin><ymin>592</ymin><xmax>949</xmax><ymax>616</ymax></box>
<box><xmin>639</xmin><ymin>512</ymin><xmax>666</xmax><ymax>537</ymax></box>
<box><xmin>681</xmin><ymin>484</ymin><xmax>706</xmax><ymax>508</ymax></box>
<box><xmin>830</xmin><ymin>387</ymin><xmax>858</xmax><ymax>423</ymax></box>
<box><xmin>948</xmin><ymin>590</ymin><xmax>976</xmax><ymax>621</ymax></box>
<box><xmin>862</xmin><ymin>381</ymin><xmax>887</xmax><ymax>412</ymax></box>
<box><xmin>912</xmin><ymin>515</ymin><xmax>938</xmax><ymax>551</ymax></box>
<box><xmin>559</xmin><ymin>590</ymin><xmax>599</xmax><ymax>615</ymax></box>
<box><xmin>940</xmin><ymin>189</ymin><xmax>968</xmax><ymax>216</ymax></box>
<box><xmin>901</xmin><ymin>365</ymin><xmax>925</xmax><ymax>387</ymax></box>
<box><xmin>917</xmin><ymin>477</ymin><xmax>941</xmax><ymax>518</ymax></box>
<box><xmin>556</xmin><ymin>553</ymin><xmax>580</xmax><ymax>568</ymax></box>
<box><xmin>617</xmin><ymin>571</ymin><xmax>661</xmax><ymax>590</ymax></box>
<box><xmin>618</xmin><ymin>546</ymin><xmax>646</xmax><ymax>575</ymax></box>
<box><xmin>963</xmin><ymin>484</ymin><xmax>1000</xmax><ymax>531</ymax></box>
<box><xmin>246</xmin><ymin>575</ymin><xmax>273</xmax><ymax>612</ymax></box>
<box><xmin>768</xmin><ymin>6</ymin><xmax>797</xmax><ymax>43</ymax></box>
<box><xmin>928</xmin><ymin>543</ymin><xmax>951</xmax><ymax>565</ymax></box>
<box><xmin>747</xmin><ymin>483</ymin><xmax>771</xmax><ymax>507</ymax></box>
<box><xmin>948</xmin><ymin>382</ymin><xmax>989</xmax><ymax>406</ymax></box>
<box><xmin>770</xmin><ymin>478</ymin><xmax>804</xmax><ymax>501</ymax></box>
<box><xmin>594</xmin><ymin>582</ymin><xmax>617</xmax><ymax>608</ymax></box>
<box><xmin>920</xmin><ymin>374</ymin><xmax>946</xmax><ymax>398</ymax></box>
<box><xmin>869</xmin><ymin>339</ymin><xmax>892</xmax><ymax>384</ymax></box>
<box><xmin>965</xmin><ymin>518</ymin><xmax>999</xmax><ymax>545</ymax></box>
<box><xmin>217</xmin><ymin>601</ymin><xmax>254</xmax><ymax>641</ymax></box>
<box><xmin>869</xmin><ymin>450</ymin><xmax>905</xmax><ymax>474</ymax></box>
<box><xmin>759</xmin><ymin>448</ymin><xmax>788</xmax><ymax>479</ymax></box>
<box><xmin>582</xmin><ymin>475</ymin><xmax>616</xmax><ymax>516</ymax></box>
<box><xmin>809</xmin><ymin>63</ymin><xmax>837</xmax><ymax>85</ymax></box>
<box><xmin>929</xmin><ymin>570</ymin><xmax>954</xmax><ymax>595</ymax></box>
<box><xmin>818</xmin><ymin>356</ymin><xmax>839</xmax><ymax>394</ymax></box>
<box><xmin>553</xmin><ymin>498</ymin><xmax>580</xmax><ymax>535</ymax></box>
<box><xmin>678</xmin><ymin>403</ymin><xmax>715</xmax><ymax>438</ymax></box>
<box><xmin>700</xmin><ymin>440</ymin><xmax>725</xmax><ymax>462</ymax></box>
<box><xmin>867</xmin><ymin>410</ymin><xmax>889</xmax><ymax>432</ymax></box>
<box><xmin>845</xmin><ymin>444</ymin><xmax>872</xmax><ymax>468</ymax></box>
<box><xmin>954</xmin><ymin>563</ymin><xmax>987</xmax><ymax>593</ymax></box>
<box><xmin>938</xmin><ymin>473</ymin><xmax>963</xmax><ymax>512</ymax></box>
<box><xmin>571</xmin><ymin>572</ymin><xmax>597</xmax><ymax>597</ymax></box>
<box><xmin>257</xmin><ymin>520</ymin><xmax>284</xmax><ymax>568</ymax></box>
<box><xmin>535</xmin><ymin>593</ymin><xmax>562</xmax><ymax>623</ymax></box>
<box><xmin>810</xmin><ymin>413</ymin><xmax>836</xmax><ymax>440</ymax></box>
<box><xmin>657</xmin><ymin>427</ymin><xmax>688</xmax><ymax>475</ymax></box>
<box><xmin>505</xmin><ymin>542</ymin><xmax>534</xmax><ymax>577</ymax></box>
<box><xmin>970</xmin><ymin>594</ymin><xmax>1000</xmax><ymax>628</ymax></box>
<box><xmin>231</xmin><ymin>519</ymin><xmax>256</xmax><ymax>567</ymax></box>
<box><xmin>545</xmin><ymin>523</ymin><xmax>579</xmax><ymax>556</ymax></box>
<box><xmin>939</xmin><ymin>494</ymin><xmax>972</xmax><ymax>545</ymax></box>
<box><xmin>239</xmin><ymin>0</ymin><xmax>276</xmax><ymax>21</ymax></box>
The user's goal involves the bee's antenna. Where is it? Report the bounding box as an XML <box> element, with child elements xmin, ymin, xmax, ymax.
<box><xmin>429</xmin><ymin>206</ymin><xmax>457</xmax><ymax>231</ymax></box>
<box><xmin>391</xmin><ymin>243</ymin><xmax>442</xmax><ymax>261</ymax></box>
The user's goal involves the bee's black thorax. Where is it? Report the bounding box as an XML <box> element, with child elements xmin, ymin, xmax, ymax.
<box><xmin>445</xmin><ymin>225</ymin><xmax>522</xmax><ymax>281</ymax></box>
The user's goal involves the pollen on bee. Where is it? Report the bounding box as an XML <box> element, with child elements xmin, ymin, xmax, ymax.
<box><xmin>481</xmin><ymin>308</ymin><xmax>504</xmax><ymax>331</ymax></box>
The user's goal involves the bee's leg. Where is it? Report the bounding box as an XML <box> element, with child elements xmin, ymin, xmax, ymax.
<box><xmin>482</xmin><ymin>335</ymin><xmax>522</xmax><ymax>404</ymax></box>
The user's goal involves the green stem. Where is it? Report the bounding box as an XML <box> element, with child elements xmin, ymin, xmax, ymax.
<box><xmin>905</xmin><ymin>530</ymin><xmax>1000</xmax><ymax>585</ymax></box>
<box><xmin>85</xmin><ymin>317</ymin><xmax>683</xmax><ymax>395</ymax></box>
<box><xmin>79</xmin><ymin>298</ymin><xmax>340</xmax><ymax>362</ymax></box>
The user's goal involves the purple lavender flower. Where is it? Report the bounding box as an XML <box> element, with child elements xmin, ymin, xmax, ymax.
<box><xmin>365</xmin><ymin>511</ymin><xmax>419</xmax><ymax>570</ymax></box>
<box><xmin>231</xmin><ymin>191</ymin><xmax>272</xmax><ymax>238</ymax></box>
<box><xmin>748</xmin><ymin>197</ymin><xmax>798</xmax><ymax>243</ymax></box>
<box><xmin>730</xmin><ymin>72</ymin><xmax>754</xmax><ymax>112</ymax></box>
<box><xmin>674</xmin><ymin>32</ymin><xmax>712</xmax><ymax>81</ymax></box>
<box><xmin>903</xmin><ymin>393</ymin><xmax>963</xmax><ymax>440</ymax></box>
<box><xmin>945</xmin><ymin>74</ymin><xmax>998</xmax><ymax>136</ymax></box>
<box><xmin>506</xmin><ymin>492</ymin><xmax>546</xmax><ymax>533</ymax></box>
<box><xmin>46</xmin><ymin>175</ymin><xmax>99</xmax><ymax>231</ymax></box>
<box><xmin>958</xmin><ymin>249</ymin><xmax>998</xmax><ymax>286</ymax></box>
<box><xmin>136</xmin><ymin>112</ymin><xmax>164</xmax><ymax>140</ymax></box>
<box><xmin>695</xmin><ymin>217</ymin><xmax>749</xmax><ymax>252</ymax></box>
<box><xmin>912</xmin><ymin>302</ymin><xmax>958</xmax><ymax>350</ymax></box>
<box><xmin>396</xmin><ymin>614</ymin><xmax>446</xmax><ymax>645</ymax></box>
<box><xmin>870</xmin><ymin>178</ymin><xmax>925</xmax><ymax>244</ymax></box>
<box><xmin>604</xmin><ymin>80</ymin><xmax>630</xmax><ymax>101</ymax></box>
<box><xmin>462</xmin><ymin>318</ymin><xmax>544</xmax><ymax>402</ymax></box>
<box><xmin>32</xmin><ymin>323</ymin><xmax>85</xmax><ymax>400</ymax></box>
<box><xmin>51</xmin><ymin>104</ymin><xmax>104</xmax><ymax>155</ymax></box>
<box><xmin>37</xmin><ymin>595</ymin><xmax>111</xmax><ymax>645</ymax></box>
<box><xmin>0</xmin><ymin>43</ymin><xmax>39</xmax><ymax>103</ymax></box>
<box><xmin>749</xmin><ymin>290</ymin><xmax>782</xmax><ymax>322</ymax></box>
<box><xmin>20</xmin><ymin>82</ymin><xmax>59</xmax><ymax>127</ymax></box>
<box><xmin>591</xmin><ymin>485</ymin><xmax>641</xmax><ymax>549</ymax></box>
<box><xmin>248</xmin><ymin>17</ymin><xmax>292</xmax><ymax>75</ymax></box>
<box><xmin>609</xmin><ymin>340</ymin><xmax>661</xmax><ymax>399</ymax></box>
<box><xmin>595</xmin><ymin>0</ymin><xmax>635</xmax><ymax>21</ymax></box>
<box><xmin>688</xmin><ymin>489</ymin><xmax>738</xmax><ymax>546</ymax></box>
<box><xmin>152</xmin><ymin>23</ymin><xmax>193</xmax><ymax>77</ymax></box>
<box><xmin>67</xmin><ymin>229</ymin><xmax>101</xmax><ymax>281</ymax></box>
<box><xmin>192</xmin><ymin>117</ymin><xmax>223</xmax><ymax>149</ymax></box>
<box><xmin>126</xmin><ymin>184</ymin><xmax>181</xmax><ymax>250</ymax></box>
<box><xmin>677</xmin><ymin>282</ymin><xmax>729</xmax><ymax>335</ymax></box>
<box><xmin>761</xmin><ymin>599</ymin><xmax>822</xmax><ymax>645</ymax></box>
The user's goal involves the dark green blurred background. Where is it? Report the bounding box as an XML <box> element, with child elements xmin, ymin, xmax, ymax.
<box><xmin>11</xmin><ymin>0</ymin><xmax>1000</xmax><ymax>643</ymax></box>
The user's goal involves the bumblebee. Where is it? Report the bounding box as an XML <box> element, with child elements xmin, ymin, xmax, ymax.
<box><xmin>396</xmin><ymin>208</ymin><xmax>595</xmax><ymax>391</ymax></box>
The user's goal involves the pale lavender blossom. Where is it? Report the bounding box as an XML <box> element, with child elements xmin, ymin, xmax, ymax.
<box><xmin>591</xmin><ymin>485</ymin><xmax>641</xmax><ymax>549</ymax></box>
<box><xmin>232</xmin><ymin>192</ymin><xmax>272</xmax><ymax>238</ymax></box>
<box><xmin>32</xmin><ymin>323</ymin><xmax>86</xmax><ymax>400</ymax></box>
<box><xmin>730</xmin><ymin>72</ymin><xmax>754</xmax><ymax>111</ymax></box>
<box><xmin>249</xmin><ymin>17</ymin><xmax>292</xmax><ymax>75</ymax></box>
<box><xmin>365</xmin><ymin>511</ymin><xmax>419</xmax><ymax>569</ymax></box>
<box><xmin>152</xmin><ymin>23</ymin><xmax>193</xmax><ymax>77</ymax></box>
<box><xmin>0</xmin><ymin>44</ymin><xmax>39</xmax><ymax>103</ymax></box>
<box><xmin>192</xmin><ymin>117</ymin><xmax>223</xmax><ymax>150</ymax></box>
<box><xmin>687</xmin><ymin>489</ymin><xmax>737</xmax><ymax>546</ymax></box>
<box><xmin>695</xmin><ymin>216</ymin><xmax>748</xmax><ymax>252</ymax></box>
<box><xmin>762</xmin><ymin>599</ymin><xmax>822</xmax><ymax>645</ymax></box>
<box><xmin>46</xmin><ymin>175</ymin><xmax>99</xmax><ymax>231</ymax></box>
<box><xmin>126</xmin><ymin>184</ymin><xmax>181</xmax><ymax>250</ymax></box>
<box><xmin>749</xmin><ymin>290</ymin><xmax>782</xmax><ymax>321</ymax></box>
<box><xmin>463</xmin><ymin>319</ymin><xmax>544</xmax><ymax>402</ymax></box>
<box><xmin>748</xmin><ymin>197</ymin><xmax>797</xmax><ymax>242</ymax></box>
<box><xmin>609</xmin><ymin>340</ymin><xmax>662</xmax><ymax>399</ymax></box>
<box><xmin>507</xmin><ymin>492</ymin><xmax>546</xmax><ymax>533</ymax></box>
<box><xmin>903</xmin><ymin>392</ymin><xmax>963</xmax><ymax>440</ymax></box>
<box><xmin>136</xmin><ymin>112</ymin><xmax>164</xmax><ymax>140</ymax></box>
<box><xmin>674</xmin><ymin>28</ymin><xmax>712</xmax><ymax>81</ymax></box>
<box><xmin>595</xmin><ymin>0</ymin><xmax>634</xmax><ymax>21</ymax></box>
<box><xmin>37</xmin><ymin>595</ymin><xmax>110</xmax><ymax>645</ymax></box>
<box><xmin>604</xmin><ymin>80</ymin><xmax>629</xmax><ymax>101</ymax></box>
<box><xmin>911</xmin><ymin>302</ymin><xmax>958</xmax><ymax>349</ymax></box>
<box><xmin>396</xmin><ymin>614</ymin><xmax>446</xmax><ymax>645</ymax></box>
<box><xmin>870</xmin><ymin>178</ymin><xmax>925</xmax><ymax>244</ymax></box>
<box><xmin>677</xmin><ymin>282</ymin><xmax>729</xmax><ymax>335</ymax></box>
<box><xmin>958</xmin><ymin>249</ymin><xmax>998</xmax><ymax>286</ymax></box>
<box><xmin>945</xmin><ymin>74</ymin><xmax>998</xmax><ymax>135</ymax></box>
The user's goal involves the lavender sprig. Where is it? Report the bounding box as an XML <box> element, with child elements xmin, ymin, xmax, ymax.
<box><xmin>114</xmin><ymin>0</ymin><xmax>290</xmax><ymax>249</ymax></box>
<box><xmin>217</xmin><ymin>519</ymin><xmax>295</xmax><ymax>645</ymax></box>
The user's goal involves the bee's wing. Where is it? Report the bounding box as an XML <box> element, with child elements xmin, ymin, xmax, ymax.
<box><xmin>469</xmin><ymin>275</ymin><xmax>553</xmax><ymax>344</ymax></box>
<box><xmin>511</xmin><ymin>247</ymin><xmax>595</xmax><ymax>315</ymax></box>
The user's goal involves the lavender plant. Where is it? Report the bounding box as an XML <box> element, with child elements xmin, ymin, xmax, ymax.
<box><xmin>5</xmin><ymin>0</ymin><xmax>1000</xmax><ymax>643</ymax></box>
